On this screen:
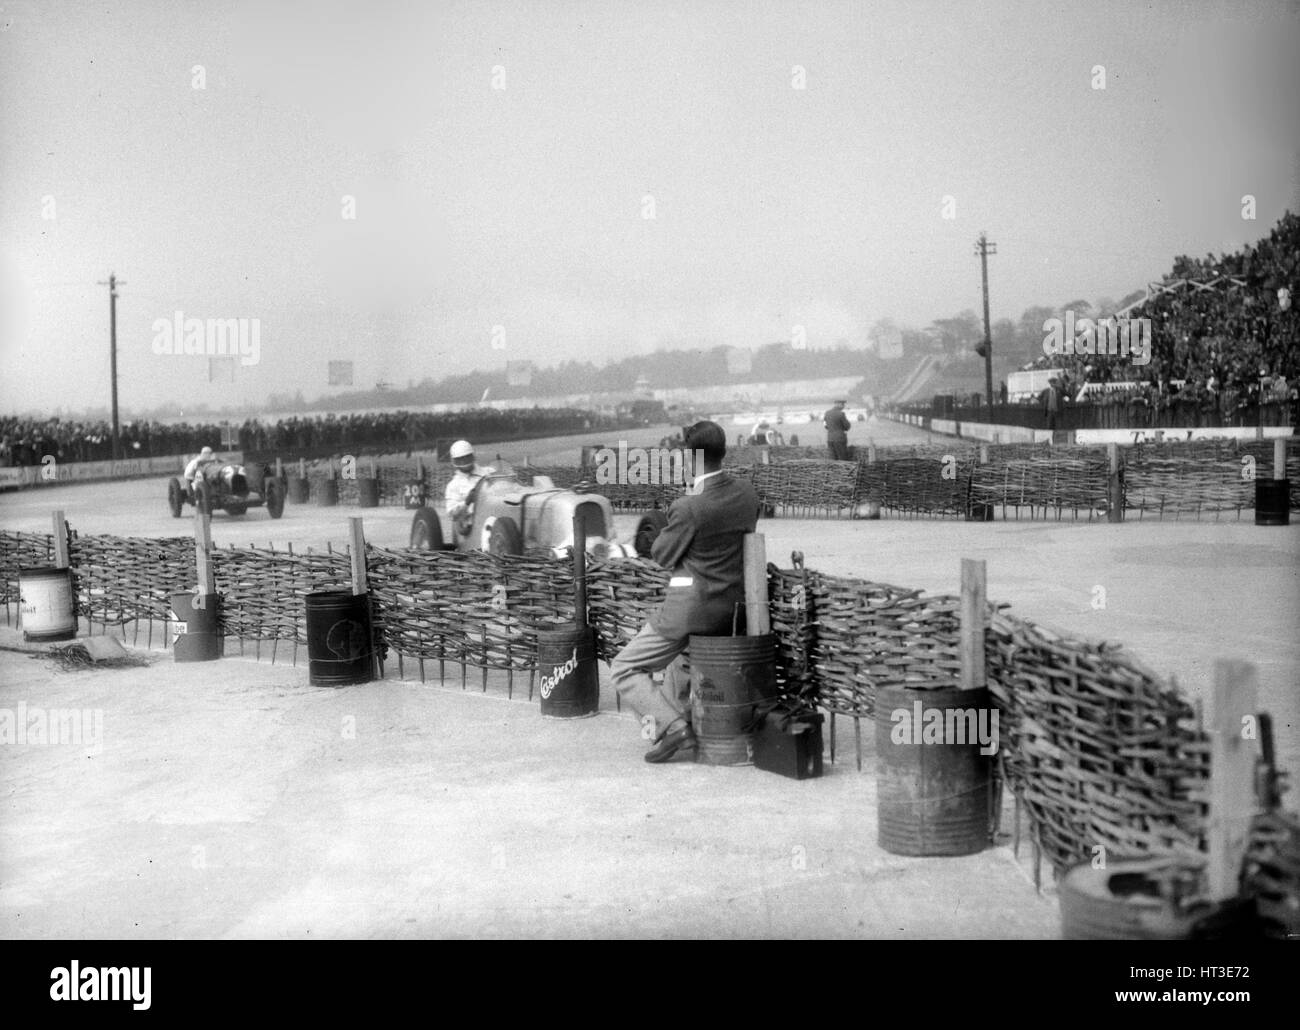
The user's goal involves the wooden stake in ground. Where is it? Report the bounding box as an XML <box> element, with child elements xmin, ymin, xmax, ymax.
<box><xmin>348</xmin><ymin>516</ymin><xmax>382</xmax><ymax>679</ymax></box>
<box><xmin>1107</xmin><ymin>443</ymin><xmax>1123</xmax><ymax>523</ymax></box>
<box><xmin>1275</xmin><ymin>438</ymin><xmax>1287</xmax><ymax>480</ymax></box>
<box><xmin>960</xmin><ymin>558</ymin><xmax>987</xmax><ymax>691</ymax></box>
<box><xmin>193</xmin><ymin>507</ymin><xmax>213</xmax><ymax>599</ymax></box>
<box><xmin>349</xmin><ymin>517</ymin><xmax>368</xmax><ymax>595</ymax></box>
<box><xmin>572</xmin><ymin>511</ymin><xmax>588</xmax><ymax>626</ymax></box>
<box><xmin>743</xmin><ymin>533</ymin><xmax>769</xmax><ymax>636</ymax></box>
<box><xmin>52</xmin><ymin>509</ymin><xmax>70</xmax><ymax>568</ymax></box>
<box><xmin>1206</xmin><ymin>659</ymin><xmax>1259</xmax><ymax>900</ymax></box>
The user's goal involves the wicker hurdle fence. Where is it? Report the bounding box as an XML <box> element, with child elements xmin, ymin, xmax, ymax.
<box><xmin>6</xmin><ymin>503</ymin><xmax>1286</xmax><ymax>896</ymax></box>
<box><xmin>274</xmin><ymin>436</ymin><xmax>1297</xmax><ymax>522</ymax></box>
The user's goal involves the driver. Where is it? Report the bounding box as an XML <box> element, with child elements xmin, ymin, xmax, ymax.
<box><xmin>749</xmin><ymin>419</ymin><xmax>779</xmax><ymax>446</ymax></box>
<box><xmin>444</xmin><ymin>439</ymin><xmax>495</xmax><ymax>534</ymax></box>
<box><xmin>183</xmin><ymin>446</ymin><xmax>219</xmax><ymax>494</ymax></box>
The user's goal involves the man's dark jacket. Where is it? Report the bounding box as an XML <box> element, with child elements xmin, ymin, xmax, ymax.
<box><xmin>649</xmin><ymin>471</ymin><xmax>760</xmax><ymax>641</ymax></box>
<box><xmin>824</xmin><ymin>406</ymin><xmax>850</xmax><ymax>441</ymax></box>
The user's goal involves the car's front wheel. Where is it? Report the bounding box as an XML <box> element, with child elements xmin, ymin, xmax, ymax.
<box><xmin>634</xmin><ymin>510</ymin><xmax>668</xmax><ymax>557</ymax></box>
<box><xmin>487</xmin><ymin>518</ymin><xmax>522</xmax><ymax>557</ymax></box>
<box><xmin>167</xmin><ymin>478</ymin><xmax>184</xmax><ymax>518</ymax></box>
<box><xmin>409</xmin><ymin>507</ymin><xmax>444</xmax><ymax>550</ymax></box>
<box><xmin>265</xmin><ymin>478</ymin><xmax>285</xmax><ymax>519</ymax></box>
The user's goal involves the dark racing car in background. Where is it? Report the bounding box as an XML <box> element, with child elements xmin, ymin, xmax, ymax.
<box><xmin>168</xmin><ymin>462</ymin><xmax>285</xmax><ymax>518</ymax></box>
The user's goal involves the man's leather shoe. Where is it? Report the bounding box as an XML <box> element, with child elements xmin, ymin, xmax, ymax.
<box><xmin>644</xmin><ymin>723</ymin><xmax>697</xmax><ymax>764</ymax></box>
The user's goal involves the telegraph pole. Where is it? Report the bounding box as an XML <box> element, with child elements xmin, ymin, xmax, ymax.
<box><xmin>97</xmin><ymin>272</ymin><xmax>124</xmax><ymax>460</ymax></box>
<box><xmin>974</xmin><ymin>233</ymin><xmax>997</xmax><ymax>409</ymax></box>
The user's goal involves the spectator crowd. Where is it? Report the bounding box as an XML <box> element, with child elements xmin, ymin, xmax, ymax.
<box><xmin>1</xmin><ymin>407</ymin><xmax>610</xmax><ymax>467</ymax></box>
<box><xmin>1019</xmin><ymin>211</ymin><xmax>1298</xmax><ymax>426</ymax></box>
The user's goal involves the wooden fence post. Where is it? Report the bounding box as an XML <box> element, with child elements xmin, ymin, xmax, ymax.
<box><xmin>1107</xmin><ymin>443</ymin><xmax>1123</xmax><ymax>523</ymax></box>
<box><xmin>1206</xmin><ymin>659</ymin><xmax>1259</xmax><ymax>900</ymax></box>
<box><xmin>349</xmin><ymin>516</ymin><xmax>381</xmax><ymax>680</ymax></box>
<box><xmin>349</xmin><ymin>517</ymin><xmax>368</xmax><ymax>595</ymax></box>
<box><xmin>743</xmin><ymin>533</ymin><xmax>769</xmax><ymax>636</ymax></box>
<box><xmin>1274</xmin><ymin>438</ymin><xmax>1287</xmax><ymax>480</ymax></box>
<box><xmin>52</xmin><ymin>510</ymin><xmax>70</xmax><ymax>568</ymax></box>
<box><xmin>193</xmin><ymin>507</ymin><xmax>213</xmax><ymax>597</ymax></box>
<box><xmin>960</xmin><ymin>558</ymin><xmax>987</xmax><ymax>691</ymax></box>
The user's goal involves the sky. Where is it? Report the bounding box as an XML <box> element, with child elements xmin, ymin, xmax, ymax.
<box><xmin>1</xmin><ymin>0</ymin><xmax>1298</xmax><ymax>417</ymax></box>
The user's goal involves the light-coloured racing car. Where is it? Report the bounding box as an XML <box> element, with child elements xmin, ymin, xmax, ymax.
<box><xmin>408</xmin><ymin>473</ymin><xmax>667</xmax><ymax>559</ymax></box>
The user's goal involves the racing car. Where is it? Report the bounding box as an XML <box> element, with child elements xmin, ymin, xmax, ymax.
<box><xmin>168</xmin><ymin>462</ymin><xmax>286</xmax><ymax>519</ymax></box>
<box><xmin>409</xmin><ymin>473</ymin><xmax>668</xmax><ymax>559</ymax></box>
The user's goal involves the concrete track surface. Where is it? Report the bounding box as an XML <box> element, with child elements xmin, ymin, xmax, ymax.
<box><xmin>1</xmin><ymin>418</ymin><xmax>1296</xmax><ymax>938</ymax></box>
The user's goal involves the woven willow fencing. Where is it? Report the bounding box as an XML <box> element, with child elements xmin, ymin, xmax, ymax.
<box><xmin>282</xmin><ymin>436</ymin><xmax>1296</xmax><ymax>520</ymax></box>
<box><xmin>1</xmin><ymin>521</ymin><xmax>1230</xmax><ymax>877</ymax></box>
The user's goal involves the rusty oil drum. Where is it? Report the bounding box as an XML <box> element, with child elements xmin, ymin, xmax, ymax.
<box><xmin>170</xmin><ymin>590</ymin><xmax>223</xmax><ymax>662</ymax></box>
<box><xmin>1255</xmin><ymin>478</ymin><xmax>1290</xmax><ymax>526</ymax></box>
<box><xmin>688</xmin><ymin>634</ymin><xmax>778</xmax><ymax>765</ymax></box>
<box><xmin>874</xmin><ymin>684</ymin><xmax>995</xmax><ymax>856</ymax></box>
<box><xmin>357</xmin><ymin>477</ymin><xmax>380</xmax><ymax>508</ymax></box>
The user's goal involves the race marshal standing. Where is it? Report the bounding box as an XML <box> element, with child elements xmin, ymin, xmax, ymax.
<box><xmin>610</xmin><ymin>421</ymin><xmax>761</xmax><ymax>763</ymax></box>
<box><xmin>823</xmin><ymin>399</ymin><xmax>851</xmax><ymax>460</ymax></box>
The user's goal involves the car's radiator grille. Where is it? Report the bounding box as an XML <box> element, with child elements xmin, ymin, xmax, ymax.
<box><xmin>574</xmin><ymin>501</ymin><xmax>606</xmax><ymax>539</ymax></box>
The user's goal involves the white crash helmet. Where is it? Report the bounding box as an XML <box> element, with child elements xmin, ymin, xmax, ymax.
<box><xmin>449</xmin><ymin>439</ymin><xmax>475</xmax><ymax>468</ymax></box>
<box><xmin>199</xmin><ymin>446</ymin><xmax>214</xmax><ymax>458</ymax></box>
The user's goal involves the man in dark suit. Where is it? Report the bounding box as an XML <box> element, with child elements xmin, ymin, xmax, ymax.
<box><xmin>611</xmin><ymin>421</ymin><xmax>761</xmax><ymax>763</ymax></box>
<box><xmin>824</xmin><ymin>399</ymin><xmax>851</xmax><ymax>459</ymax></box>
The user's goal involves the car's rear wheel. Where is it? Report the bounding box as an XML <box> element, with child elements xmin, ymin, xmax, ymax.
<box><xmin>265</xmin><ymin>478</ymin><xmax>285</xmax><ymax>519</ymax></box>
<box><xmin>167</xmin><ymin>478</ymin><xmax>184</xmax><ymax>518</ymax></box>
<box><xmin>634</xmin><ymin>510</ymin><xmax>669</xmax><ymax>557</ymax></box>
<box><xmin>488</xmin><ymin>518</ymin><xmax>523</xmax><ymax>557</ymax></box>
<box><xmin>409</xmin><ymin>507</ymin><xmax>444</xmax><ymax>550</ymax></box>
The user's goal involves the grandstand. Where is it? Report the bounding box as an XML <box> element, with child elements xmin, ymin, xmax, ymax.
<box><xmin>1009</xmin><ymin>212</ymin><xmax>1299</xmax><ymax>424</ymax></box>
